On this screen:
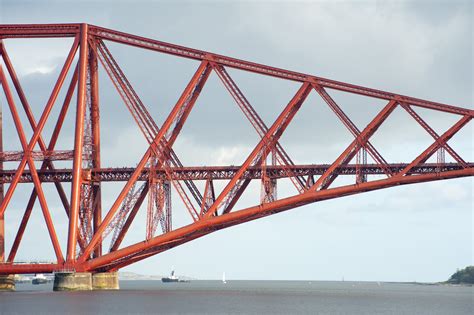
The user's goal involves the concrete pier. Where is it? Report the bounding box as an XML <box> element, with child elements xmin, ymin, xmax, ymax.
<box><xmin>53</xmin><ymin>272</ymin><xmax>119</xmax><ymax>291</ymax></box>
<box><xmin>53</xmin><ymin>272</ymin><xmax>92</xmax><ymax>291</ymax></box>
<box><xmin>0</xmin><ymin>274</ymin><xmax>15</xmax><ymax>291</ymax></box>
<box><xmin>92</xmin><ymin>272</ymin><xmax>119</xmax><ymax>290</ymax></box>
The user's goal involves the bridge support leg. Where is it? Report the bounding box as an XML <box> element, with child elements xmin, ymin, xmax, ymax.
<box><xmin>92</xmin><ymin>272</ymin><xmax>119</xmax><ymax>290</ymax></box>
<box><xmin>0</xmin><ymin>274</ymin><xmax>15</xmax><ymax>291</ymax></box>
<box><xmin>53</xmin><ymin>272</ymin><xmax>92</xmax><ymax>291</ymax></box>
<box><xmin>0</xmin><ymin>98</ymin><xmax>10</xmax><ymax>292</ymax></box>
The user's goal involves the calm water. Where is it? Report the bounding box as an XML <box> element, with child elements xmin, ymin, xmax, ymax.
<box><xmin>0</xmin><ymin>280</ymin><xmax>472</xmax><ymax>314</ymax></box>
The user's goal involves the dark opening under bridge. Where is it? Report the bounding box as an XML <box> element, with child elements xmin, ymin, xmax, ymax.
<box><xmin>0</xmin><ymin>24</ymin><xmax>472</xmax><ymax>283</ymax></box>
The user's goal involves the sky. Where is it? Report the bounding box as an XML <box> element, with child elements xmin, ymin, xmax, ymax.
<box><xmin>0</xmin><ymin>0</ymin><xmax>472</xmax><ymax>282</ymax></box>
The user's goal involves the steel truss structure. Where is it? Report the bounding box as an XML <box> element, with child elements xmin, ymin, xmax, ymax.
<box><xmin>0</xmin><ymin>24</ymin><xmax>472</xmax><ymax>274</ymax></box>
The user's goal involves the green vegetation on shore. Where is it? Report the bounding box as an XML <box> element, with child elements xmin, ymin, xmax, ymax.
<box><xmin>447</xmin><ymin>266</ymin><xmax>474</xmax><ymax>284</ymax></box>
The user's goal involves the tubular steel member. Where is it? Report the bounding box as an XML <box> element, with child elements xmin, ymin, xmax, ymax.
<box><xmin>89</xmin><ymin>39</ymin><xmax>102</xmax><ymax>259</ymax></box>
<box><xmin>67</xmin><ymin>24</ymin><xmax>88</xmax><ymax>263</ymax></box>
<box><xmin>0</xmin><ymin>23</ymin><xmax>472</xmax><ymax>276</ymax></box>
<box><xmin>0</xmin><ymin>92</ymin><xmax>3</xmax><ymax>263</ymax></box>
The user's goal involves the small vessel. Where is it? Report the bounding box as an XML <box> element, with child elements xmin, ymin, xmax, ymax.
<box><xmin>32</xmin><ymin>274</ymin><xmax>48</xmax><ymax>285</ymax></box>
<box><xmin>162</xmin><ymin>269</ymin><xmax>179</xmax><ymax>283</ymax></box>
<box><xmin>161</xmin><ymin>269</ymin><xmax>190</xmax><ymax>283</ymax></box>
<box><xmin>222</xmin><ymin>272</ymin><xmax>226</xmax><ymax>284</ymax></box>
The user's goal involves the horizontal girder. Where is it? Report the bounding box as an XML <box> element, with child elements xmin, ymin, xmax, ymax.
<box><xmin>0</xmin><ymin>163</ymin><xmax>469</xmax><ymax>183</ymax></box>
<box><xmin>0</xmin><ymin>150</ymin><xmax>75</xmax><ymax>161</ymax></box>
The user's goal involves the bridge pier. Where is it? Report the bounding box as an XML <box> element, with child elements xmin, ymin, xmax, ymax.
<box><xmin>53</xmin><ymin>272</ymin><xmax>92</xmax><ymax>291</ymax></box>
<box><xmin>53</xmin><ymin>271</ymin><xmax>119</xmax><ymax>291</ymax></box>
<box><xmin>0</xmin><ymin>274</ymin><xmax>15</xmax><ymax>291</ymax></box>
<box><xmin>92</xmin><ymin>272</ymin><xmax>119</xmax><ymax>290</ymax></box>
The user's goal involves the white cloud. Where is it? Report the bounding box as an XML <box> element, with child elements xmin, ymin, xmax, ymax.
<box><xmin>215</xmin><ymin>145</ymin><xmax>250</xmax><ymax>165</ymax></box>
<box><xmin>23</xmin><ymin>64</ymin><xmax>57</xmax><ymax>76</ymax></box>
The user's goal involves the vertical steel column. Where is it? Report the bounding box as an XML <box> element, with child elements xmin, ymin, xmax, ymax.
<box><xmin>0</xmin><ymin>102</ymin><xmax>4</xmax><ymax>262</ymax></box>
<box><xmin>0</xmin><ymin>42</ymin><xmax>5</xmax><ymax>262</ymax></box>
<box><xmin>67</xmin><ymin>24</ymin><xmax>89</xmax><ymax>262</ymax></box>
<box><xmin>89</xmin><ymin>40</ymin><xmax>102</xmax><ymax>258</ymax></box>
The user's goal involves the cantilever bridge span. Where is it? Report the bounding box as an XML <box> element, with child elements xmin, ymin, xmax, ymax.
<box><xmin>0</xmin><ymin>23</ymin><xmax>472</xmax><ymax>276</ymax></box>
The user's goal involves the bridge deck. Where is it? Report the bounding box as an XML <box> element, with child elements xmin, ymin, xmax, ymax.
<box><xmin>0</xmin><ymin>163</ymin><xmax>469</xmax><ymax>183</ymax></box>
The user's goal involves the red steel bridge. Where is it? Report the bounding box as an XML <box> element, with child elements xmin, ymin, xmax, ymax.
<box><xmin>0</xmin><ymin>24</ymin><xmax>472</xmax><ymax>275</ymax></box>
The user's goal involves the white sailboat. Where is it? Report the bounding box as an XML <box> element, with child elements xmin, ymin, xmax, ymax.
<box><xmin>222</xmin><ymin>272</ymin><xmax>227</xmax><ymax>284</ymax></box>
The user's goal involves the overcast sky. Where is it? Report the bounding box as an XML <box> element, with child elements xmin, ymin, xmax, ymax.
<box><xmin>0</xmin><ymin>0</ymin><xmax>472</xmax><ymax>282</ymax></box>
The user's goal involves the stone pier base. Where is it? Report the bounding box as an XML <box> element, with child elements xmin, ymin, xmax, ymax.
<box><xmin>53</xmin><ymin>272</ymin><xmax>119</xmax><ymax>291</ymax></box>
<box><xmin>0</xmin><ymin>274</ymin><xmax>15</xmax><ymax>291</ymax></box>
<box><xmin>53</xmin><ymin>272</ymin><xmax>92</xmax><ymax>291</ymax></box>
<box><xmin>92</xmin><ymin>272</ymin><xmax>119</xmax><ymax>290</ymax></box>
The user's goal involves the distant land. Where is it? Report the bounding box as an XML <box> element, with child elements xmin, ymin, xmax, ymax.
<box><xmin>119</xmin><ymin>266</ymin><xmax>474</xmax><ymax>284</ymax></box>
<box><xmin>446</xmin><ymin>266</ymin><xmax>474</xmax><ymax>285</ymax></box>
<box><xmin>119</xmin><ymin>271</ymin><xmax>196</xmax><ymax>281</ymax></box>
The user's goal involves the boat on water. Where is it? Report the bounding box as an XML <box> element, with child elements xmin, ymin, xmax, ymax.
<box><xmin>161</xmin><ymin>269</ymin><xmax>190</xmax><ymax>283</ymax></box>
<box><xmin>32</xmin><ymin>274</ymin><xmax>48</xmax><ymax>285</ymax></box>
<box><xmin>222</xmin><ymin>272</ymin><xmax>226</xmax><ymax>284</ymax></box>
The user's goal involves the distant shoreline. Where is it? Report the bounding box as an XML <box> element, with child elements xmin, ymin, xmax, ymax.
<box><xmin>118</xmin><ymin>274</ymin><xmax>473</xmax><ymax>287</ymax></box>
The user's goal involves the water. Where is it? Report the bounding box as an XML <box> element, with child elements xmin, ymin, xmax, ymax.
<box><xmin>1</xmin><ymin>280</ymin><xmax>472</xmax><ymax>314</ymax></box>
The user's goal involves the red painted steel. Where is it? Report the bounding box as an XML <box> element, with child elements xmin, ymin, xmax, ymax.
<box><xmin>0</xmin><ymin>163</ymin><xmax>471</xmax><ymax>184</ymax></box>
<box><xmin>0</xmin><ymin>93</ymin><xmax>3</xmax><ymax>263</ymax></box>
<box><xmin>0</xmin><ymin>24</ymin><xmax>472</xmax><ymax>274</ymax></box>
<box><xmin>67</xmin><ymin>24</ymin><xmax>88</xmax><ymax>262</ymax></box>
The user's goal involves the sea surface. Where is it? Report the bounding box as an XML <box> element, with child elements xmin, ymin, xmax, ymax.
<box><xmin>0</xmin><ymin>280</ymin><xmax>472</xmax><ymax>314</ymax></box>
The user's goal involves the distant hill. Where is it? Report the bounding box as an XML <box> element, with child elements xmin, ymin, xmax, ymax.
<box><xmin>119</xmin><ymin>271</ymin><xmax>196</xmax><ymax>281</ymax></box>
<box><xmin>119</xmin><ymin>271</ymin><xmax>164</xmax><ymax>281</ymax></box>
<box><xmin>447</xmin><ymin>266</ymin><xmax>474</xmax><ymax>284</ymax></box>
